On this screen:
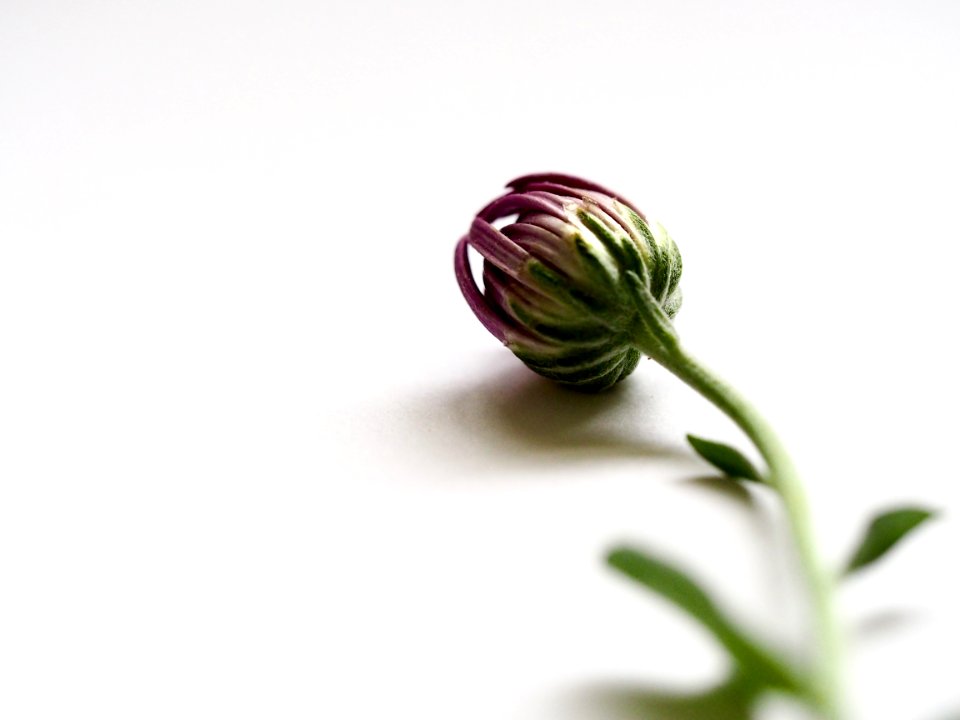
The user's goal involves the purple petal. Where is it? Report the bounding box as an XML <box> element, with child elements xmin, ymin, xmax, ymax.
<box><xmin>467</xmin><ymin>217</ymin><xmax>529</xmax><ymax>274</ymax></box>
<box><xmin>502</xmin><ymin>222</ymin><xmax>579</xmax><ymax>277</ymax></box>
<box><xmin>482</xmin><ymin>263</ymin><xmax>567</xmax><ymax>317</ymax></box>
<box><xmin>504</xmin><ymin>180</ymin><xmax>584</xmax><ymax>201</ymax></box>
<box><xmin>527</xmin><ymin>186</ymin><xmax>646</xmax><ymax>252</ymax></box>
<box><xmin>502</xmin><ymin>221</ymin><xmax>565</xmax><ymax>254</ymax></box>
<box><xmin>454</xmin><ymin>235</ymin><xmax>507</xmax><ymax>343</ymax></box>
<box><xmin>584</xmin><ymin>195</ymin><xmax>646</xmax><ymax>245</ymax></box>
<box><xmin>519</xmin><ymin>212</ymin><xmax>578</xmax><ymax>241</ymax></box>
<box><xmin>511</xmin><ymin>183</ymin><xmax>637</xmax><ymax>240</ymax></box>
<box><xmin>477</xmin><ymin>191</ymin><xmax>566</xmax><ymax>223</ymax></box>
<box><xmin>507</xmin><ymin>172</ymin><xmax>646</xmax><ymax>220</ymax></box>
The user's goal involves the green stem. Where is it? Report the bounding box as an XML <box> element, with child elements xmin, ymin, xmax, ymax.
<box><xmin>653</xmin><ymin>341</ymin><xmax>844</xmax><ymax>718</ymax></box>
<box><xmin>625</xmin><ymin>271</ymin><xmax>844</xmax><ymax>716</ymax></box>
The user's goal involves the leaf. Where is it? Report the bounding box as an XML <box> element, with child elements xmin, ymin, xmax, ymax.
<box><xmin>687</xmin><ymin>434</ymin><xmax>763</xmax><ymax>482</ymax></box>
<box><xmin>843</xmin><ymin>506</ymin><xmax>937</xmax><ymax>576</ymax></box>
<box><xmin>607</xmin><ymin>546</ymin><xmax>808</xmax><ymax>696</ymax></box>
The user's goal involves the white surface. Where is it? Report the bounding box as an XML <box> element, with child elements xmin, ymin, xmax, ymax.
<box><xmin>2</xmin><ymin>1</ymin><xmax>959</xmax><ymax>718</ymax></box>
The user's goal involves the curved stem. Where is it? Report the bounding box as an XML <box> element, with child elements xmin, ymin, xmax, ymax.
<box><xmin>640</xmin><ymin>333</ymin><xmax>845</xmax><ymax>718</ymax></box>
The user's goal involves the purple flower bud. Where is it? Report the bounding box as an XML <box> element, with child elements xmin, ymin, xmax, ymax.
<box><xmin>455</xmin><ymin>173</ymin><xmax>683</xmax><ymax>391</ymax></box>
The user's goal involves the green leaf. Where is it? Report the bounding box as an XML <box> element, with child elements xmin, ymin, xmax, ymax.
<box><xmin>607</xmin><ymin>546</ymin><xmax>808</xmax><ymax>696</ymax></box>
<box><xmin>843</xmin><ymin>506</ymin><xmax>937</xmax><ymax>576</ymax></box>
<box><xmin>687</xmin><ymin>434</ymin><xmax>763</xmax><ymax>482</ymax></box>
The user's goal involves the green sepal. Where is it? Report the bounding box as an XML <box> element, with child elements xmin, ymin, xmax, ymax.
<box><xmin>687</xmin><ymin>434</ymin><xmax>764</xmax><ymax>483</ymax></box>
<box><xmin>623</xmin><ymin>269</ymin><xmax>678</xmax><ymax>357</ymax></box>
<box><xmin>576</xmin><ymin>209</ymin><xmax>628</xmax><ymax>270</ymax></box>
<box><xmin>843</xmin><ymin>506</ymin><xmax>937</xmax><ymax>577</ymax></box>
<box><xmin>607</xmin><ymin>546</ymin><xmax>810</xmax><ymax>697</ymax></box>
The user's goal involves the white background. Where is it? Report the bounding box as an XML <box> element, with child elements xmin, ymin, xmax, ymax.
<box><xmin>2</xmin><ymin>1</ymin><xmax>959</xmax><ymax>718</ymax></box>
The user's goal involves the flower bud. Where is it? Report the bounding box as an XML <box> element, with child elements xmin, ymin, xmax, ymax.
<box><xmin>455</xmin><ymin>173</ymin><xmax>683</xmax><ymax>391</ymax></box>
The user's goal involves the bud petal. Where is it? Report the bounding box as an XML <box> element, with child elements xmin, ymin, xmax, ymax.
<box><xmin>454</xmin><ymin>174</ymin><xmax>683</xmax><ymax>391</ymax></box>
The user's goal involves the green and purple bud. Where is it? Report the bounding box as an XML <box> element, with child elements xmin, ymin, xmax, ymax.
<box><xmin>455</xmin><ymin>173</ymin><xmax>683</xmax><ymax>391</ymax></box>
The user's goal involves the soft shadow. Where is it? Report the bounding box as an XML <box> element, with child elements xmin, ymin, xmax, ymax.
<box><xmin>396</xmin><ymin>359</ymin><xmax>689</xmax><ymax>473</ymax></box>
<box><xmin>464</xmin><ymin>367</ymin><xmax>677</xmax><ymax>458</ymax></box>
<box><xmin>853</xmin><ymin>608</ymin><xmax>923</xmax><ymax>639</ymax></box>
<box><xmin>558</xmin><ymin>675</ymin><xmax>760</xmax><ymax>720</ymax></box>
<box><xmin>679</xmin><ymin>475</ymin><xmax>756</xmax><ymax>510</ymax></box>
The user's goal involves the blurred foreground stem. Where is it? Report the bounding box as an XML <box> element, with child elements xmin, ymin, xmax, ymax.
<box><xmin>637</xmin><ymin>325</ymin><xmax>845</xmax><ymax>719</ymax></box>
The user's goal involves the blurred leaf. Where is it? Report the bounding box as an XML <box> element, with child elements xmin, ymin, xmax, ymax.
<box><xmin>844</xmin><ymin>506</ymin><xmax>937</xmax><ymax>576</ymax></box>
<box><xmin>687</xmin><ymin>434</ymin><xmax>763</xmax><ymax>482</ymax></box>
<box><xmin>577</xmin><ymin>672</ymin><xmax>763</xmax><ymax>720</ymax></box>
<box><xmin>607</xmin><ymin>546</ymin><xmax>808</xmax><ymax>696</ymax></box>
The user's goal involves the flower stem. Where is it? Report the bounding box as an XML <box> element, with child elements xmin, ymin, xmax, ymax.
<box><xmin>667</xmin><ymin>343</ymin><xmax>843</xmax><ymax>716</ymax></box>
<box><xmin>625</xmin><ymin>269</ymin><xmax>843</xmax><ymax>715</ymax></box>
<box><xmin>637</xmin><ymin>330</ymin><xmax>845</xmax><ymax>718</ymax></box>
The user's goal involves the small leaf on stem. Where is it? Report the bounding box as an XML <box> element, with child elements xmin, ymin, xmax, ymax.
<box><xmin>687</xmin><ymin>434</ymin><xmax>763</xmax><ymax>482</ymax></box>
<box><xmin>843</xmin><ymin>507</ymin><xmax>937</xmax><ymax>577</ymax></box>
<box><xmin>607</xmin><ymin>546</ymin><xmax>808</xmax><ymax>696</ymax></box>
